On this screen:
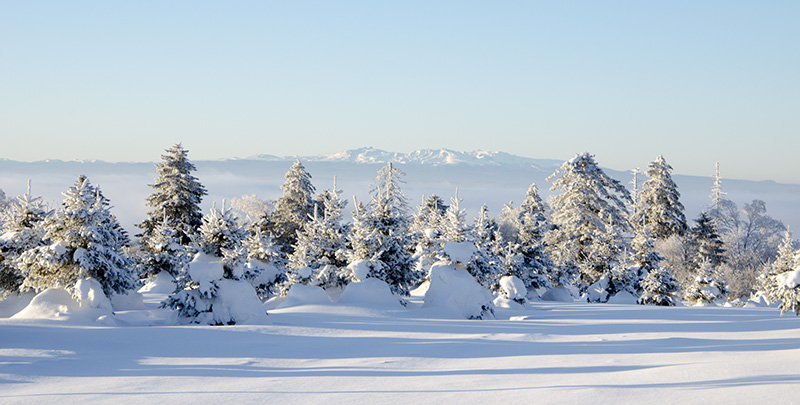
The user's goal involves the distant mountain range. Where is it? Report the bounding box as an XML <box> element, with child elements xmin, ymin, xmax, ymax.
<box><xmin>245</xmin><ymin>147</ymin><xmax>564</xmax><ymax>169</ymax></box>
<box><xmin>1</xmin><ymin>147</ymin><xmax>799</xmax><ymax>232</ymax></box>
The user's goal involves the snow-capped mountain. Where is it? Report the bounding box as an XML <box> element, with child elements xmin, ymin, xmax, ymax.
<box><xmin>249</xmin><ymin>147</ymin><xmax>562</xmax><ymax>169</ymax></box>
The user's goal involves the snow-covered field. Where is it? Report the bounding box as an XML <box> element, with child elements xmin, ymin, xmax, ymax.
<box><xmin>2</xmin><ymin>287</ymin><xmax>799</xmax><ymax>404</ymax></box>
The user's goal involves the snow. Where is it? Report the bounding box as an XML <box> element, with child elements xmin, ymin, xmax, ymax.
<box><xmin>337</xmin><ymin>278</ymin><xmax>402</xmax><ymax>308</ymax></box>
<box><xmin>188</xmin><ymin>253</ymin><xmax>224</xmax><ymax>288</ymax></box>
<box><xmin>423</xmin><ymin>261</ymin><xmax>494</xmax><ymax>319</ymax></box>
<box><xmin>279</xmin><ymin>284</ymin><xmax>332</xmax><ymax>307</ymax></box>
<box><xmin>2</xmin><ymin>297</ymin><xmax>800</xmax><ymax>403</ymax></box>
<box><xmin>499</xmin><ymin>275</ymin><xmax>526</xmax><ymax>301</ymax></box>
<box><xmin>348</xmin><ymin>260</ymin><xmax>378</xmax><ymax>281</ymax></box>
<box><xmin>138</xmin><ymin>271</ymin><xmax>176</xmax><ymax>294</ymax></box>
<box><xmin>608</xmin><ymin>291</ymin><xmax>639</xmax><ymax>305</ymax></box>
<box><xmin>442</xmin><ymin>241</ymin><xmax>475</xmax><ymax>265</ymax></box>
<box><xmin>0</xmin><ymin>291</ymin><xmax>35</xmax><ymax>317</ymax></box>
<box><xmin>110</xmin><ymin>290</ymin><xmax>145</xmax><ymax>311</ymax></box>
<box><xmin>781</xmin><ymin>268</ymin><xmax>800</xmax><ymax>288</ymax></box>
<box><xmin>11</xmin><ymin>287</ymin><xmax>114</xmax><ymax>325</ymax></box>
<box><xmin>540</xmin><ymin>286</ymin><xmax>575</xmax><ymax>302</ymax></box>
<box><xmin>211</xmin><ymin>279</ymin><xmax>268</xmax><ymax>325</ymax></box>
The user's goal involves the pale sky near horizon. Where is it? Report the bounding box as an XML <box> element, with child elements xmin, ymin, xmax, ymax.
<box><xmin>1</xmin><ymin>1</ymin><xmax>798</xmax><ymax>182</ymax></box>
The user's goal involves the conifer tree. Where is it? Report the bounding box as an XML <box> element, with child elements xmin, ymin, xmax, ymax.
<box><xmin>139</xmin><ymin>143</ymin><xmax>207</xmax><ymax>246</ymax></box>
<box><xmin>466</xmin><ymin>204</ymin><xmax>505</xmax><ymax>291</ymax></box>
<box><xmin>763</xmin><ymin>230</ymin><xmax>799</xmax><ymax>312</ymax></box>
<box><xmin>21</xmin><ymin>176</ymin><xmax>137</xmax><ymax>298</ymax></box>
<box><xmin>690</xmin><ymin>212</ymin><xmax>726</xmax><ymax>269</ymax></box>
<box><xmin>409</xmin><ymin>195</ymin><xmax>449</xmax><ymax>275</ymax></box>
<box><xmin>638</xmin><ymin>266</ymin><xmax>680</xmax><ymax>306</ymax></box>
<box><xmin>137</xmin><ymin>215</ymin><xmax>192</xmax><ymax>280</ymax></box>
<box><xmin>683</xmin><ymin>260</ymin><xmax>729</xmax><ymax>305</ymax></box>
<box><xmin>631</xmin><ymin>155</ymin><xmax>687</xmax><ymax>239</ymax></box>
<box><xmin>163</xmin><ymin>204</ymin><xmax>260</xmax><ymax>324</ymax></box>
<box><xmin>545</xmin><ymin>153</ymin><xmax>633</xmax><ymax>290</ymax></box>
<box><xmin>0</xmin><ymin>183</ymin><xmax>51</xmax><ymax>299</ymax></box>
<box><xmin>263</xmin><ymin>161</ymin><xmax>316</xmax><ymax>256</ymax></box>
<box><xmin>287</xmin><ymin>185</ymin><xmax>350</xmax><ymax>291</ymax></box>
<box><xmin>347</xmin><ymin>163</ymin><xmax>416</xmax><ymax>295</ymax></box>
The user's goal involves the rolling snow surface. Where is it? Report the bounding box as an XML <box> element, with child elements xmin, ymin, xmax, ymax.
<box><xmin>1</xmin><ymin>290</ymin><xmax>800</xmax><ymax>403</ymax></box>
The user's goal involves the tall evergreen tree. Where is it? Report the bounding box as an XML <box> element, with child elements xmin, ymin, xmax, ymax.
<box><xmin>287</xmin><ymin>186</ymin><xmax>350</xmax><ymax>291</ymax></box>
<box><xmin>631</xmin><ymin>155</ymin><xmax>687</xmax><ymax>239</ymax></box>
<box><xmin>507</xmin><ymin>183</ymin><xmax>554</xmax><ymax>290</ymax></box>
<box><xmin>138</xmin><ymin>143</ymin><xmax>207</xmax><ymax>246</ymax></box>
<box><xmin>545</xmin><ymin>153</ymin><xmax>633</xmax><ymax>290</ymax></box>
<box><xmin>347</xmin><ymin>163</ymin><xmax>416</xmax><ymax>295</ymax></box>
<box><xmin>264</xmin><ymin>161</ymin><xmax>316</xmax><ymax>256</ymax></box>
<box><xmin>0</xmin><ymin>183</ymin><xmax>51</xmax><ymax>299</ymax></box>
<box><xmin>21</xmin><ymin>176</ymin><xmax>137</xmax><ymax>298</ymax></box>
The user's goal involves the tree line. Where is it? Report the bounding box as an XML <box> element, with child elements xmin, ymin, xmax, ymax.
<box><xmin>1</xmin><ymin>144</ymin><xmax>798</xmax><ymax>323</ymax></box>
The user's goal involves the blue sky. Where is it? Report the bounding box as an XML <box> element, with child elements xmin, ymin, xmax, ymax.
<box><xmin>1</xmin><ymin>1</ymin><xmax>798</xmax><ymax>182</ymax></box>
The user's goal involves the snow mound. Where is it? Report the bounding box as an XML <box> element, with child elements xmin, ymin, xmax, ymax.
<box><xmin>279</xmin><ymin>284</ymin><xmax>332</xmax><ymax>307</ymax></box>
<box><xmin>75</xmin><ymin>278</ymin><xmax>113</xmax><ymax>313</ymax></box>
<box><xmin>493</xmin><ymin>295</ymin><xmax>525</xmax><ymax>309</ymax></box>
<box><xmin>347</xmin><ymin>260</ymin><xmax>381</xmax><ymax>282</ymax></box>
<box><xmin>423</xmin><ymin>262</ymin><xmax>494</xmax><ymax>319</ymax></box>
<box><xmin>12</xmin><ymin>286</ymin><xmax>114</xmax><ymax>325</ymax></box>
<box><xmin>584</xmin><ymin>276</ymin><xmax>610</xmax><ymax>303</ymax></box>
<box><xmin>110</xmin><ymin>291</ymin><xmax>145</xmax><ymax>311</ymax></box>
<box><xmin>607</xmin><ymin>291</ymin><xmax>639</xmax><ymax>305</ymax></box>
<box><xmin>540</xmin><ymin>286</ymin><xmax>574</xmax><ymax>302</ymax></box>
<box><xmin>443</xmin><ymin>241</ymin><xmax>476</xmax><ymax>265</ymax></box>
<box><xmin>188</xmin><ymin>253</ymin><xmax>224</xmax><ymax>290</ymax></box>
<box><xmin>780</xmin><ymin>269</ymin><xmax>800</xmax><ymax>288</ymax></box>
<box><xmin>499</xmin><ymin>275</ymin><xmax>526</xmax><ymax>302</ymax></box>
<box><xmin>0</xmin><ymin>291</ymin><xmax>36</xmax><ymax>318</ymax></box>
<box><xmin>337</xmin><ymin>278</ymin><xmax>402</xmax><ymax>308</ymax></box>
<box><xmin>139</xmin><ymin>271</ymin><xmax>176</xmax><ymax>294</ymax></box>
<box><xmin>211</xmin><ymin>279</ymin><xmax>268</xmax><ymax>325</ymax></box>
<box><xmin>745</xmin><ymin>293</ymin><xmax>771</xmax><ymax>308</ymax></box>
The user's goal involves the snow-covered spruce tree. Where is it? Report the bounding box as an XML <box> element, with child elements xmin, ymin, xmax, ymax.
<box><xmin>0</xmin><ymin>183</ymin><xmax>51</xmax><ymax>299</ymax></box>
<box><xmin>512</xmin><ymin>183</ymin><xmax>554</xmax><ymax>291</ymax></box>
<box><xmin>138</xmin><ymin>143</ymin><xmax>207</xmax><ymax>246</ymax></box>
<box><xmin>767</xmin><ymin>239</ymin><xmax>800</xmax><ymax>314</ymax></box>
<box><xmin>21</xmin><ymin>176</ymin><xmax>137</xmax><ymax>299</ymax></box>
<box><xmin>262</xmin><ymin>160</ymin><xmax>315</xmax><ymax>257</ymax></box>
<box><xmin>545</xmin><ymin>153</ymin><xmax>633</xmax><ymax>292</ymax></box>
<box><xmin>409</xmin><ymin>195</ymin><xmax>449</xmax><ymax>277</ymax></box>
<box><xmin>347</xmin><ymin>163</ymin><xmax>417</xmax><ymax>295</ymax></box>
<box><xmin>286</xmin><ymin>186</ymin><xmax>351</xmax><ymax>292</ymax></box>
<box><xmin>689</xmin><ymin>212</ymin><xmax>726</xmax><ymax>269</ymax></box>
<box><xmin>683</xmin><ymin>260</ymin><xmax>729</xmax><ymax>305</ymax></box>
<box><xmin>628</xmin><ymin>230</ymin><xmax>664</xmax><ymax>292</ymax></box>
<box><xmin>243</xmin><ymin>227</ymin><xmax>285</xmax><ymax>298</ymax></box>
<box><xmin>138</xmin><ymin>216</ymin><xmax>192</xmax><ymax>280</ymax></box>
<box><xmin>638</xmin><ymin>265</ymin><xmax>680</xmax><ymax>306</ymax></box>
<box><xmin>162</xmin><ymin>203</ymin><xmax>264</xmax><ymax>325</ymax></box>
<box><xmin>631</xmin><ymin>155</ymin><xmax>687</xmax><ymax>239</ymax></box>
<box><xmin>629</xmin><ymin>229</ymin><xmax>680</xmax><ymax>305</ymax></box>
<box><xmin>438</xmin><ymin>192</ymin><xmax>504</xmax><ymax>292</ymax></box>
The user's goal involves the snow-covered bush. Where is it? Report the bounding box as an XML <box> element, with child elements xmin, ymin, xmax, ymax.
<box><xmin>162</xmin><ymin>205</ymin><xmax>265</xmax><ymax>325</ymax></box>
<box><xmin>638</xmin><ymin>266</ymin><xmax>680</xmax><ymax>306</ymax></box>
<box><xmin>683</xmin><ymin>262</ymin><xmax>729</xmax><ymax>306</ymax></box>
